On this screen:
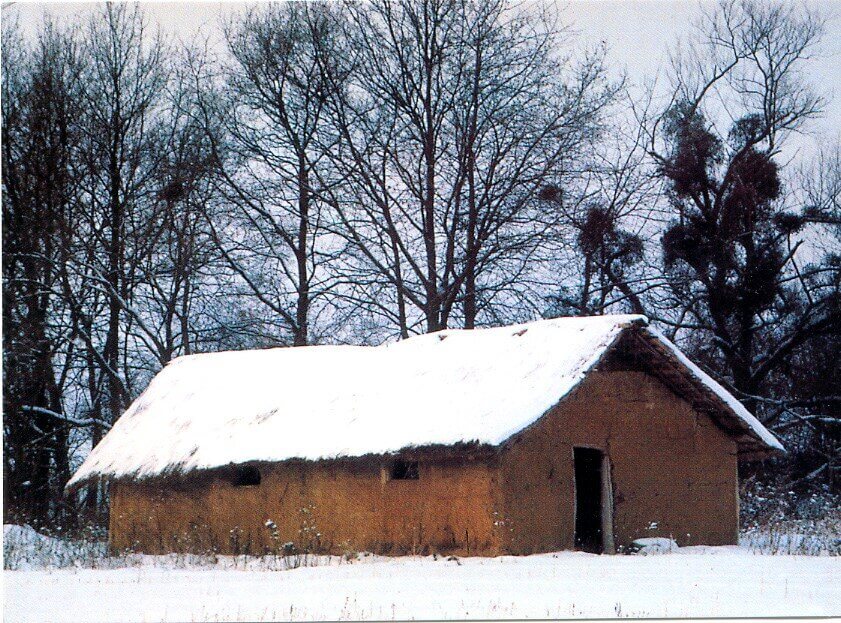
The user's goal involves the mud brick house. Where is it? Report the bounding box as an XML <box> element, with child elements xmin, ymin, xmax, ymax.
<box><xmin>67</xmin><ymin>315</ymin><xmax>783</xmax><ymax>556</ymax></box>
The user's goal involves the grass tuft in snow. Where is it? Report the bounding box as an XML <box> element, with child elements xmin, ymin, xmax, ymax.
<box><xmin>3</xmin><ymin>524</ymin><xmax>369</xmax><ymax>571</ymax></box>
<box><xmin>740</xmin><ymin>517</ymin><xmax>840</xmax><ymax>556</ymax></box>
<box><xmin>739</xmin><ymin>478</ymin><xmax>840</xmax><ymax>556</ymax></box>
<box><xmin>4</xmin><ymin>525</ymin><xmax>113</xmax><ymax>570</ymax></box>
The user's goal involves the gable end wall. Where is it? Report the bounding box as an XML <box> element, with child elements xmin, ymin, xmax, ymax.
<box><xmin>498</xmin><ymin>369</ymin><xmax>739</xmax><ymax>554</ymax></box>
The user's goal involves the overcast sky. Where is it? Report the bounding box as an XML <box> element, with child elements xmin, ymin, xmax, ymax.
<box><xmin>5</xmin><ymin>0</ymin><xmax>840</xmax><ymax>161</ymax></box>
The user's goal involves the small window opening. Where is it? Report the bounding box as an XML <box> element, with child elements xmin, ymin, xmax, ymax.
<box><xmin>233</xmin><ymin>465</ymin><xmax>261</xmax><ymax>487</ymax></box>
<box><xmin>391</xmin><ymin>459</ymin><xmax>419</xmax><ymax>480</ymax></box>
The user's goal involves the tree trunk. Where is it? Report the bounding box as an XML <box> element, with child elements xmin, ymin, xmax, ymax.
<box><xmin>295</xmin><ymin>156</ymin><xmax>310</xmax><ymax>346</ymax></box>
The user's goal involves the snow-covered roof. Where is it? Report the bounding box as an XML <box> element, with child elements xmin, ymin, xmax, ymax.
<box><xmin>67</xmin><ymin>315</ymin><xmax>782</xmax><ymax>489</ymax></box>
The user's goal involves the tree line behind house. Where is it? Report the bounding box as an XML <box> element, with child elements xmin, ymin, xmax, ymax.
<box><xmin>2</xmin><ymin>0</ymin><xmax>839</xmax><ymax>532</ymax></box>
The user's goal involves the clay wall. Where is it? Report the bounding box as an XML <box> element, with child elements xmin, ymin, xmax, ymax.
<box><xmin>498</xmin><ymin>370</ymin><xmax>739</xmax><ymax>554</ymax></box>
<box><xmin>109</xmin><ymin>457</ymin><xmax>501</xmax><ymax>556</ymax></box>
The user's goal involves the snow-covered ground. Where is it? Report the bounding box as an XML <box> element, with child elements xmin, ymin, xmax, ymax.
<box><xmin>4</xmin><ymin>526</ymin><xmax>839</xmax><ymax>622</ymax></box>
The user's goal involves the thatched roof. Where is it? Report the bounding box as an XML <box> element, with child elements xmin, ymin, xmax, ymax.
<box><xmin>66</xmin><ymin>315</ymin><xmax>782</xmax><ymax>491</ymax></box>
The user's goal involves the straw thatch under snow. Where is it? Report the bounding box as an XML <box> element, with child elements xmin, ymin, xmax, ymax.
<box><xmin>67</xmin><ymin>315</ymin><xmax>782</xmax><ymax>490</ymax></box>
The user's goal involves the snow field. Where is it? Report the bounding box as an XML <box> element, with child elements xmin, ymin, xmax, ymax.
<box><xmin>5</xmin><ymin>548</ymin><xmax>838</xmax><ymax>622</ymax></box>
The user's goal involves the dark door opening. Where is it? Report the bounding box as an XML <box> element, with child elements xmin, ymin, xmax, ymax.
<box><xmin>574</xmin><ymin>447</ymin><xmax>604</xmax><ymax>553</ymax></box>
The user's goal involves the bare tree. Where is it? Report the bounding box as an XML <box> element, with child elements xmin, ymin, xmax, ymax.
<box><xmin>193</xmin><ymin>2</ymin><xmax>348</xmax><ymax>347</ymax></box>
<box><xmin>648</xmin><ymin>0</ymin><xmax>839</xmax><ymax>447</ymax></box>
<box><xmin>134</xmin><ymin>73</ymin><xmax>221</xmax><ymax>363</ymax></box>
<box><xmin>71</xmin><ymin>3</ymin><xmax>169</xmax><ymax>425</ymax></box>
<box><xmin>320</xmin><ymin>0</ymin><xmax>617</xmax><ymax>337</ymax></box>
<box><xmin>41</xmin><ymin>4</ymin><xmax>173</xmax><ymax>519</ymax></box>
<box><xmin>2</xmin><ymin>17</ymin><xmax>84</xmax><ymax>527</ymax></box>
<box><xmin>775</xmin><ymin>147</ymin><xmax>841</xmax><ymax>487</ymax></box>
<box><xmin>541</xmin><ymin>98</ymin><xmax>662</xmax><ymax>318</ymax></box>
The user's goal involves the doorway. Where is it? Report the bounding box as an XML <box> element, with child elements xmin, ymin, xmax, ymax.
<box><xmin>574</xmin><ymin>447</ymin><xmax>605</xmax><ymax>553</ymax></box>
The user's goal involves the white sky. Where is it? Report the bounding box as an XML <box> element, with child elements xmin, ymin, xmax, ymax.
<box><xmin>4</xmin><ymin>0</ymin><xmax>840</xmax><ymax>160</ymax></box>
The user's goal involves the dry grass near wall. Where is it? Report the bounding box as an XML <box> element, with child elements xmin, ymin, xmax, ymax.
<box><xmin>3</xmin><ymin>525</ymin><xmax>114</xmax><ymax>570</ymax></box>
<box><xmin>739</xmin><ymin>477</ymin><xmax>840</xmax><ymax>556</ymax></box>
<box><xmin>3</xmin><ymin>523</ymin><xmax>362</xmax><ymax>571</ymax></box>
<box><xmin>740</xmin><ymin>515</ymin><xmax>840</xmax><ymax>556</ymax></box>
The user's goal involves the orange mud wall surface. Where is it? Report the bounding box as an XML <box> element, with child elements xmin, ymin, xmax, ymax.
<box><xmin>108</xmin><ymin>458</ymin><xmax>503</xmax><ymax>556</ymax></box>
<box><xmin>109</xmin><ymin>369</ymin><xmax>738</xmax><ymax>556</ymax></box>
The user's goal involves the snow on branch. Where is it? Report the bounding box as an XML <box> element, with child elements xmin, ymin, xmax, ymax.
<box><xmin>21</xmin><ymin>406</ymin><xmax>111</xmax><ymax>429</ymax></box>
